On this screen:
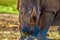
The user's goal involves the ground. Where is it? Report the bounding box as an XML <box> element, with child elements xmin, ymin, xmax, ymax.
<box><xmin>0</xmin><ymin>13</ymin><xmax>60</xmax><ymax>40</ymax></box>
<box><xmin>0</xmin><ymin>13</ymin><xmax>20</xmax><ymax>40</ymax></box>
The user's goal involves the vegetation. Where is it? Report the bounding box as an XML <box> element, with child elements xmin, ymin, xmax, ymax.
<box><xmin>0</xmin><ymin>0</ymin><xmax>19</xmax><ymax>14</ymax></box>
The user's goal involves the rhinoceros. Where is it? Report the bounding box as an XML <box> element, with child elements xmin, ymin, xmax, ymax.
<box><xmin>18</xmin><ymin>0</ymin><xmax>60</xmax><ymax>40</ymax></box>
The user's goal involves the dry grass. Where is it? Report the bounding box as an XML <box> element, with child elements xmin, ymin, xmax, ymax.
<box><xmin>0</xmin><ymin>31</ymin><xmax>20</xmax><ymax>40</ymax></box>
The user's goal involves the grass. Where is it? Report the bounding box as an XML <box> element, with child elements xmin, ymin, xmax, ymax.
<box><xmin>0</xmin><ymin>31</ymin><xmax>20</xmax><ymax>40</ymax></box>
<box><xmin>0</xmin><ymin>0</ymin><xmax>19</xmax><ymax>15</ymax></box>
<box><xmin>0</xmin><ymin>0</ymin><xmax>16</xmax><ymax>6</ymax></box>
<box><xmin>47</xmin><ymin>31</ymin><xmax>60</xmax><ymax>39</ymax></box>
<box><xmin>0</xmin><ymin>6</ymin><xmax>19</xmax><ymax>15</ymax></box>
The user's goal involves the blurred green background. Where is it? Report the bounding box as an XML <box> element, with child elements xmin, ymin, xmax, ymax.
<box><xmin>0</xmin><ymin>0</ymin><xmax>19</xmax><ymax>14</ymax></box>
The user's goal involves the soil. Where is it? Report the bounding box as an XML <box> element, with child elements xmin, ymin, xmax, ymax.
<box><xmin>0</xmin><ymin>13</ymin><xmax>20</xmax><ymax>31</ymax></box>
<box><xmin>0</xmin><ymin>13</ymin><xmax>20</xmax><ymax>40</ymax></box>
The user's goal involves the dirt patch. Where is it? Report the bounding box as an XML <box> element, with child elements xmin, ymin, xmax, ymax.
<box><xmin>0</xmin><ymin>13</ymin><xmax>21</xmax><ymax>40</ymax></box>
<box><xmin>0</xmin><ymin>13</ymin><xmax>20</xmax><ymax>31</ymax></box>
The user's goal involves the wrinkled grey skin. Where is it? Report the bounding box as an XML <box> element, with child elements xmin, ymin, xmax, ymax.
<box><xmin>18</xmin><ymin>0</ymin><xmax>60</xmax><ymax>40</ymax></box>
<box><xmin>38</xmin><ymin>0</ymin><xmax>60</xmax><ymax>40</ymax></box>
<box><xmin>39</xmin><ymin>0</ymin><xmax>59</xmax><ymax>30</ymax></box>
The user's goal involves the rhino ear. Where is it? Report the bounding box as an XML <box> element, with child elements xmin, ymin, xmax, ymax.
<box><xmin>31</xmin><ymin>7</ymin><xmax>37</xmax><ymax>17</ymax></box>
